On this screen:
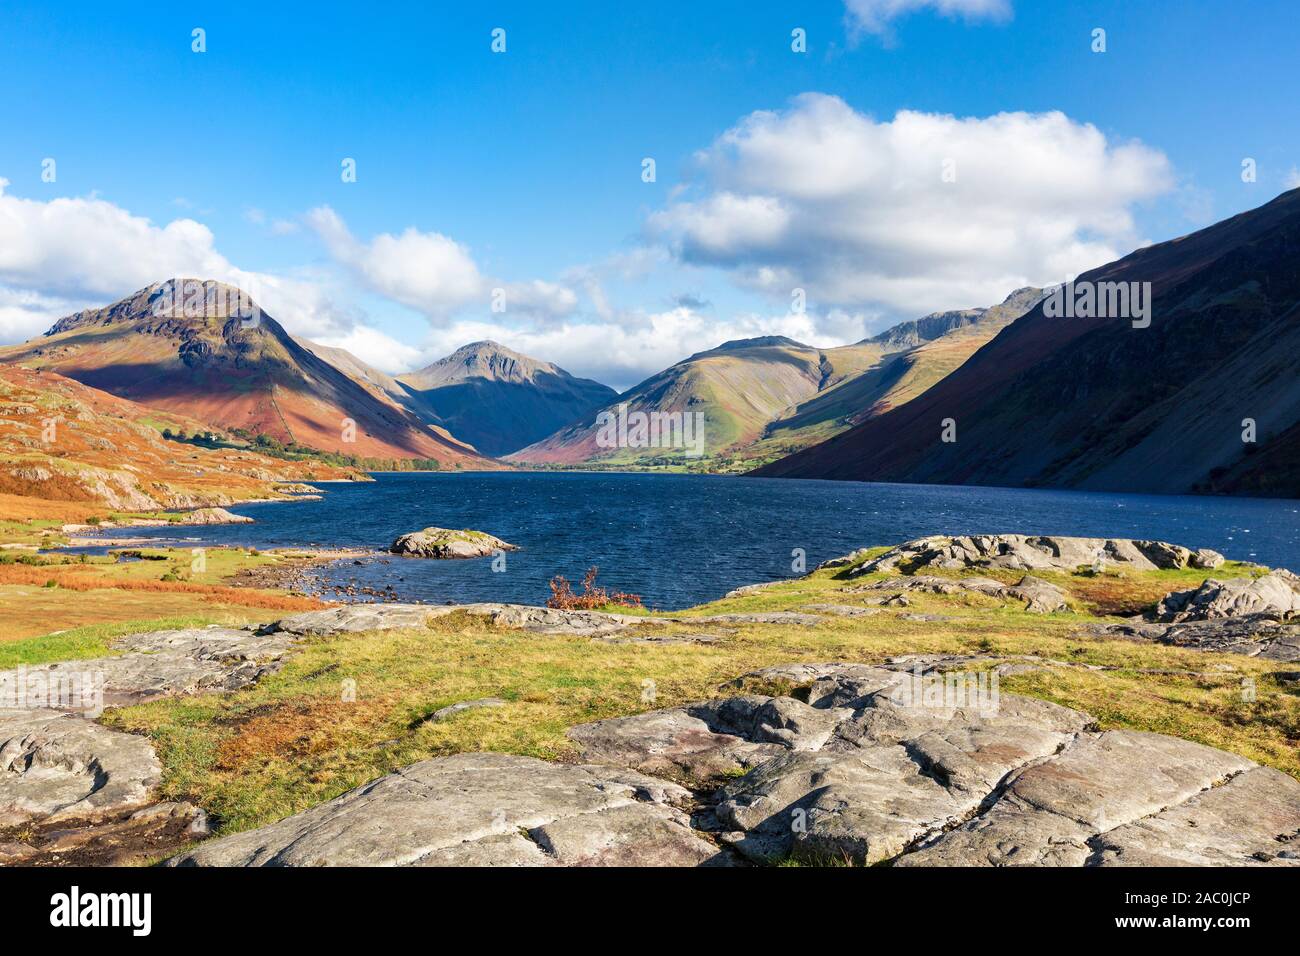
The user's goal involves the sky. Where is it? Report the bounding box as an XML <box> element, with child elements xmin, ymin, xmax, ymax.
<box><xmin>1</xmin><ymin>0</ymin><xmax>1297</xmax><ymax>390</ymax></box>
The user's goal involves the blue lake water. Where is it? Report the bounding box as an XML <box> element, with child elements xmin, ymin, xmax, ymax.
<box><xmin>95</xmin><ymin>472</ymin><xmax>1300</xmax><ymax>610</ymax></box>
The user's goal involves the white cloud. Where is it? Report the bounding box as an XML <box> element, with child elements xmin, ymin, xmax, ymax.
<box><xmin>1285</xmin><ymin>166</ymin><xmax>1300</xmax><ymax>190</ymax></box>
<box><xmin>305</xmin><ymin>206</ymin><xmax>579</xmax><ymax>322</ymax></box>
<box><xmin>0</xmin><ymin>178</ymin><xmax>232</xmax><ymax>301</ymax></box>
<box><xmin>0</xmin><ymin>179</ymin><xmax>368</xmax><ymax>346</ymax></box>
<box><xmin>845</xmin><ymin>0</ymin><xmax>1012</xmax><ymax>38</ymax></box>
<box><xmin>306</xmin><ymin>206</ymin><xmax>485</xmax><ymax>318</ymax></box>
<box><xmin>648</xmin><ymin>95</ymin><xmax>1173</xmax><ymax>317</ymax></box>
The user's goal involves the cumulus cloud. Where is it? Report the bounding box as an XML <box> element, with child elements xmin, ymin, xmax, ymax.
<box><xmin>648</xmin><ymin>95</ymin><xmax>1174</xmax><ymax>317</ymax></box>
<box><xmin>0</xmin><ymin>177</ymin><xmax>233</xmax><ymax>301</ymax></box>
<box><xmin>306</xmin><ymin>206</ymin><xmax>579</xmax><ymax>322</ymax></box>
<box><xmin>306</xmin><ymin>206</ymin><xmax>485</xmax><ymax>318</ymax></box>
<box><xmin>0</xmin><ymin>179</ymin><xmax>383</xmax><ymax>347</ymax></box>
<box><xmin>1285</xmin><ymin>166</ymin><xmax>1300</xmax><ymax>190</ymax></box>
<box><xmin>845</xmin><ymin>0</ymin><xmax>1012</xmax><ymax>38</ymax></box>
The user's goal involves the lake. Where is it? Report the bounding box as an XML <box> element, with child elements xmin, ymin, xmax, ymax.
<box><xmin>98</xmin><ymin>472</ymin><xmax>1300</xmax><ymax>610</ymax></box>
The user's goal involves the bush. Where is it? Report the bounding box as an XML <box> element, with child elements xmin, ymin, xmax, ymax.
<box><xmin>547</xmin><ymin>567</ymin><xmax>643</xmax><ymax>611</ymax></box>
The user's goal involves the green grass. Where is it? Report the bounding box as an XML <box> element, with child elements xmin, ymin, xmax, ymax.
<box><xmin>0</xmin><ymin>615</ymin><xmax>243</xmax><ymax>669</ymax></box>
<box><xmin>89</xmin><ymin>561</ymin><xmax>1300</xmax><ymax>837</ymax></box>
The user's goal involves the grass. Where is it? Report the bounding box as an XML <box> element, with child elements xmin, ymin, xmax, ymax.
<box><xmin>0</xmin><ymin>613</ymin><xmax>262</xmax><ymax>668</ymax></box>
<box><xmin>91</xmin><ymin>562</ymin><xmax>1300</xmax><ymax>838</ymax></box>
<box><xmin>0</xmin><ymin>545</ymin><xmax>326</xmax><ymax>641</ymax></box>
<box><xmin>4</xmin><ymin>511</ymin><xmax>1295</xmax><ymax>844</ymax></box>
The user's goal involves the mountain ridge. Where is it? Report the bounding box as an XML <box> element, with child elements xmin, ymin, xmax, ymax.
<box><xmin>0</xmin><ymin>280</ymin><xmax>495</xmax><ymax>467</ymax></box>
<box><xmin>754</xmin><ymin>188</ymin><xmax>1300</xmax><ymax>498</ymax></box>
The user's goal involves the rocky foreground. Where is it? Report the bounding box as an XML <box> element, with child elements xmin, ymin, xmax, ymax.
<box><xmin>3</xmin><ymin>534</ymin><xmax>1299</xmax><ymax>866</ymax></box>
<box><xmin>169</xmin><ymin>660</ymin><xmax>1300</xmax><ymax>867</ymax></box>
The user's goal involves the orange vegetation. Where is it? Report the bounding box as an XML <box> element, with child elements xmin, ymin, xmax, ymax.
<box><xmin>0</xmin><ymin>564</ymin><xmax>327</xmax><ymax>611</ymax></box>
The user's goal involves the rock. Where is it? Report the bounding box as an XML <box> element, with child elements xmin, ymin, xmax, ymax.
<box><xmin>1132</xmin><ymin>540</ymin><xmax>1193</xmax><ymax>570</ymax></box>
<box><xmin>1081</xmin><ymin>615</ymin><xmax>1300</xmax><ymax>663</ymax></box>
<box><xmin>1191</xmin><ymin>548</ymin><xmax>1226</xmax><ymax>569</ymax></box>
<box><xmin>1006</xmin><ymin>575</ymin><xmax>1069</xmax><ymax>614</ymax></box>
<box><xmin>1086</xmin><ymin>766</ymin><xmax>1300</xmax><ymax>865</ymax></box>
<box><xmin>0</xmin><ymin>710</ymin><xmax>162</xmax><ymax>826</ymax></box>
<box><xmin>424</xmin><ymin>698</ymin><xmax>506</xmax><ymax>722</ymax></box>
<box><xmin>815</xmin><ymin>548</ymin><xmax>874</xmax><ymax>571</ymax></box>
<box><xmin>165</xmin><ymin>753</ymin><xmax>725</xmax><ymax>867</ymax></box>
<box><xmin>0</xmin><ymin>627</ymin><xmax>299</xmax><ymax>710</ymax></box>
<box><xmin>849</xmin><ymin>574</ymin><xmax>1067</xmax><ymax>613</ymax></box>
<box><xmin>592</xmin><ymin>632</ymin><xmax>722</xmax><ymax>646</ymax></box>
<box><xmin>269</xmin><ymin>602</ymin><xmax>646</xmax><ymax>639</ymax></box>
<box><xmin>800</xmin><ymin>604</ymin><xmax>882</xmax><ymax>618</ymax></box>
<box><xmin>566</xmin><ymin>662</ymin><xmax>1300</xmax><ymax>867</ymax></box>
<box><xmin>1155</xmin><ymin>571</ymin><xmax>1300</xmax><ymax>622</ymax></box>
<box><xmin>723</xmin><ymin>581</ymin><xmax>784</xmax><ymax>599</ymax></box>
<box><xmin>271</xmin><ymin>604</ymin><xmax>438</xmax><ymax>636</ymax></box>
<box><xmin>853</xmin><ymin>535</ymin><xmax>1216</xmax><ymax>576</ymax></box>
<box><xmin>179</xmin><ymin>507</ymin><xmax>253</xmax><ymax>525</ymax></box>
<box><xmin>676</xmin><ymin>612</ymin><xmax>827</xmax><ymax>627</ymax></box>
<box><xmin>567</xmin><ymin>703</ymin><xmax>787</xmax><ymax>785</ymax></box>
<box><xmin>390</xmin><ymin>527</ymin><xmax>517</xmax><ymax>559</ymax></box>
<box><xmin>897</xmin><ymin>730</ymin><xmax>1255</xmax><ymax>867</ymax></box>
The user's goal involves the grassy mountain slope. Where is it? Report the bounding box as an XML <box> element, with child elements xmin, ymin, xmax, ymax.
<box><xmin>756</xmin><ymin>189</ymin><xmax>1300</xmax><ymax>498</ymax></box>
<box><xmin>0</xmin><ymin>281</ymin><xmax>494</xmax><ymax>468</ymax></box>
<box><xmin>0</xmin><ymin>363</ymin><xmax>360</xmax><ymax>514</ymax></box>
<box><xmin>507</xmin><ymin>336</ymin><xmax>885</xmax><ymax>468</ymax></box>
<box><xmin>509</xmin><ymin>290</ymin><xmax>1043</xmax><ymax>472</ymax></box>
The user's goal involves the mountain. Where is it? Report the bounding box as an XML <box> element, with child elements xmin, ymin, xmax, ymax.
<box><xmin>507</xmin><ymin>337</ymin><xmax>886</xmax><ymax>467</ymax></box>
<box><xmin>508</xmin><ymin>289</ymin><xmax>1043</xmax><ymax>470</ymax></box>
<box><xmin>755</xmin><ymin>189</ymin><xmax>1300</xmax><ymax>498</ymax></box>
<box><xmin>0</xmin><ymin>363</ymin><xmax>359</xmax><ymax>512</ymax></box>
<box><xmin>739</xmin><ymin>287</ymin><xmax>1046</xmax><ymax>464</ymax></box>
<box><xmin>391</xmin><ymin>341</ymin><xmax>618</xmax><ymax>457</ymax></box>
<box><xmin>292</xmin><ymin>339</ymin><xmax>467</xmax><ymax>448</ymax></box>
<box><xmin>0</xmin><ymin>280</ymin><xmax>493</xmax><ymax>467</ymax></box>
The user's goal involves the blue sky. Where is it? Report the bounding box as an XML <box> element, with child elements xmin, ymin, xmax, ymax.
<box><xmin>1</xmin><ymin>0</ymin><xmax>1296</xmax><ymax>389</ymax></box>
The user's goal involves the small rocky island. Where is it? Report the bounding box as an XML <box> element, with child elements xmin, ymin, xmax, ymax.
<box><xmin>390</xmin><ymin>527</ymin><xmax>518</xmax><ymax>559</ymax></box>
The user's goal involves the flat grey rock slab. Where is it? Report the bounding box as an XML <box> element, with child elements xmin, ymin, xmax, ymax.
<box><xmin>569</xmin><ymin>662</ymin><xmax>1300</xmax><ymax>867</ymax></box>
<box><xmin>847</xmin><ymin>535</ymin><xmax>1215</xmax><ymax>576</ymax></box>
<box><xmin>896</xmin><ymin>730</ymin><xmax>1257</xmax><ymax>867</ymax></box>
<box><xmin>270</xmin><ymin>604</ymin><xmax>437</xmax><ymax>635</ymax></box>
<box><xmin>0</xmin><ymin>709</ymin><xmax>161</xmax><ymax>826</ymax></box>
<box><xmin>0</xmin><ymin>627</ymin><xmax>299</xmax><ymax>709</ymax></box>
<box><xmin>269</xmin><ymin>602</ymin><xmax>646</xmax><ymax>638</ymax></box>
<box><xmin>165</xmin><ymin>752</ymin><xmax>726</xmax><ymax>867</ymax></box>
<box><xmin>1081</xmin><ymin>615</ymin><xmax>1300</xmax><ymax>663</ymax></box>
<box><xmin>426</xmin><ymin>698</ymin><xmax>506</xmax><ymax>722</ymax></box>
<box><xmin>1086</xmin><ymin>766</ymin><xmax>1300</xmax><ymax>866</ymax></box>
<box><xmin>848</xmin><ymin>574</ymin><xmax>1068</xmax><ymax>613</ymax></box>
<box><xmin>592</xmin><ymin>632</ymin><xmax>723</xmax><ymax>645</ymax></box>
<box><xmin>681</xmin><ymin>612</ymin><xmax>827</xmax><ymax>626</ymax></box>
<box><xmin>800</xmin><ymin>604</ymin><xmax>883</xmax><ymax>618</ymax></box>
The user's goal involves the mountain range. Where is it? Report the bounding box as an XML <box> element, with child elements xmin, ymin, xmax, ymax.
<box><xmin>0</xmin><ymin>281</ymin><xmax>491</xmax><ymax>468</ymax></box>
<box><xmin>1</xmin><ymin>189</ymin><xmax>1296</xmax><ymax>497</ymax></box>
<box><xmin>507</xmin><ymin>287</ymin><xmax>1046</xmax><ymax>470</ymax></box>
<box><xmin>756</xmin><ymin>188</ymin><xmax>1300</xmax><ymax>498</ymax></box>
